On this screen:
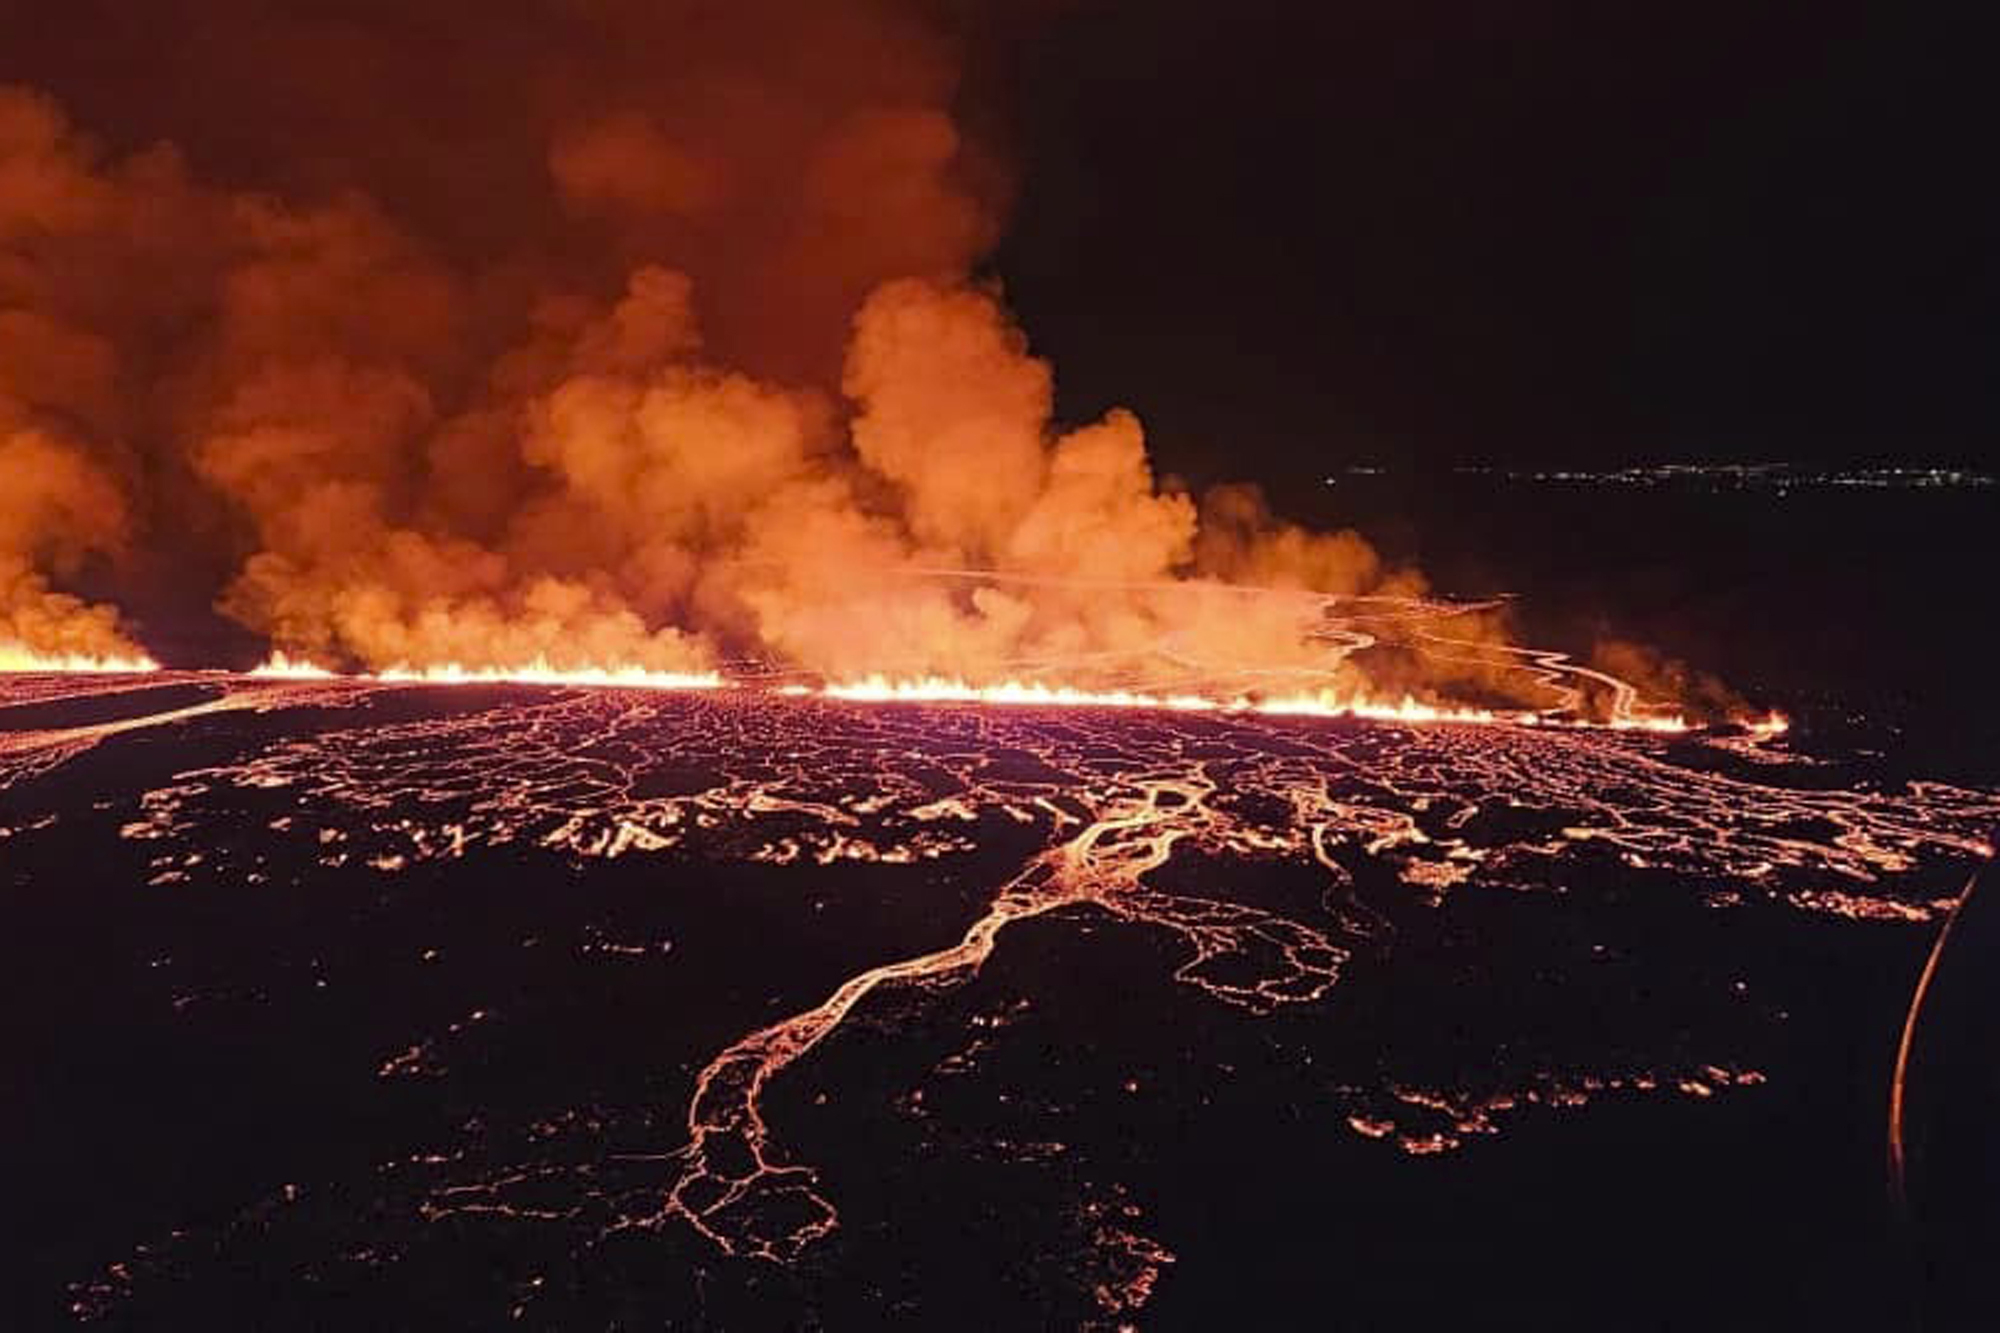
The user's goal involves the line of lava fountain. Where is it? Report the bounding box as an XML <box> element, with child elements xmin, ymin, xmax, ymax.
<box><xmin>0</xmin><ymin>646</ymin><xmax>160</xmax><ymax>674</ymax></box>
<box><xmin>821</xmin><ymin>674</ymin><xmax>1510</xmax><ymax>725</ymax></box>
<box><xmin>376</xmin><ymin>660</ymin><xmax>724</xmax><ymax>691</ymax></box>
<box><xmin>252</xmin><ymin>653</ymin><xmax>724</xmax><ymax>691</ymax></box>
<box><xmin>221</xmin><ymin>656</ymin><xmax>1782</xmax><ymax>734</ymax></box>
<box><xmin>248</xmin><ymin>651</ymin><xmax>342</xmax><ymax>680</ymax></box>
<box><xmin>815</xmin><ymin>674</ymin><xmax>1746</xmax><ymax>732</ymax></box>
<box><xmin>1739</xmin><ymin>713</ymin><xmax>1793</xmax><ymax>741</ymax></box>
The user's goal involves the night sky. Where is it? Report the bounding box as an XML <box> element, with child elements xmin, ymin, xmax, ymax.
<box><xmin>984</xmin><ymin>3</ymin><xmax>1996</xmax><ymax>478</ymax></box>
<box><xmin>5</xmin><ymin>1</ymin><xmax>1993</xmax><ymax>483</ymax></box>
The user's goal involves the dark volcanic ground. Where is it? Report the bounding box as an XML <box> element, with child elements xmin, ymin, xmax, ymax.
<box><xmin>2</xmin><ymin>651</ymin><xmax>1994</xmax><ymax>1329</ymax></box>
<box><xmin>5</xmin><ymin>474</ymin><xmax>1999</xmax><ymax>1331</ymax></box>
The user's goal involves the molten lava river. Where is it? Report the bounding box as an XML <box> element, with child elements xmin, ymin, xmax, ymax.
<box><xmin>4</xmin><ymin>667</ymin><xmax>1995</xmax><ymax>1326</ymax></box>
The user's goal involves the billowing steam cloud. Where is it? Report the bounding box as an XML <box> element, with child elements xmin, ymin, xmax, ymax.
<box><xmin>0</xmin><ymin>2</ymin><xmax>1463</xmax><ymax>698</ymax></box>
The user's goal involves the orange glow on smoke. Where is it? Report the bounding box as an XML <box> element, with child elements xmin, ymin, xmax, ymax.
<box><xmin>0</xmin><ymin>645</ymin><xmax>159</xmax><ymax>674</ymax></box>
<box><xmin>0</xmin><ymin>42</ymin><xmax>1778</xmax><ymax>777</ymax></box>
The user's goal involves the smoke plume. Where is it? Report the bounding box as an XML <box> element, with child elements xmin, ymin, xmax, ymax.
<box><xmin>0</xmin><ymin>1</ymin><xmax>1511</xmax><ymax>702</ymax></box>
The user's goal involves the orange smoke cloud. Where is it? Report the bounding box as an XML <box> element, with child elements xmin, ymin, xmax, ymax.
<box><xmin>1590</xmin><ymin>638</ymin><xmax>1747</xmax><ymax>721</ymax></box>
<box><xmin>0</xmin><ymin>427</ymin><xmax>140</xmax><ymax>661</ymax></box>
<box><xmin>0</xmin><ymin>88</ymin><xmax>147</xmax><ymax>660</ymax></box>
<box><xmin>0</xmin><ymin>5</ymin><xmax>1717</xmax><ymax>720</ymax></box>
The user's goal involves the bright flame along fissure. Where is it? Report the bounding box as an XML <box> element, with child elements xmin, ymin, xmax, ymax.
<box><xmin>0</xmin><ymin>645</ymin><xmax>160</xmax><ymax>674</ymax></box>
<box><xmin>818</xmin><ymin>675</ymin><xmax>1647</xmax><ymax>728</ymax></box>
<box><xmin>222</xmin><ymin>657</ymin><xmax>1764</xmax><ymax>733</ymax></box>
<box><xmin>1742</xmin><ymin>712</ymin><xmax>1792</xmax><ymax>740</ymax></box>
<box><xmin>248</xmin><ymin>651</ymin><xmax>341</xmax><ymax>680</ymax></box>
<box><xmin>370</xmin><ymin>657</ymin><xmax>721</xmax><ymax>691</ymax></box>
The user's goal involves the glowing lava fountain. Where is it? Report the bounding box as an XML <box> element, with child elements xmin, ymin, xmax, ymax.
<box><xmin>252</xmin><ymin>654</ymin><xmax>724</xmax><ymax>692</ymax></box>
<box><xmin>228</xmin><ymin>658</ymin><xmax>1728</xmax><ymax>732</ymax></box>
<box><xmin>0</xmin><ymin>646</ymin><xmax>160</xmax><ymax>674</ymax></box>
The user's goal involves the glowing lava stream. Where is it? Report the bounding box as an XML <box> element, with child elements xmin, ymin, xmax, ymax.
<box><xmin>0</xmin><ymin>679</ymin><xmax>354</xmax><ymax>791</ymax></box>
<box><xmin>647</xmin><ymin>764</ymin><xmax>1315</xmax><ymax>1261</ymax></box>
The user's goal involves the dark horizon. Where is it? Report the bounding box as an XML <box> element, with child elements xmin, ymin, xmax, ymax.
<box><xmin>984</xmin><ymin>2</ymin><xmax>1996</xmax><ymax>478</ymax></box>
